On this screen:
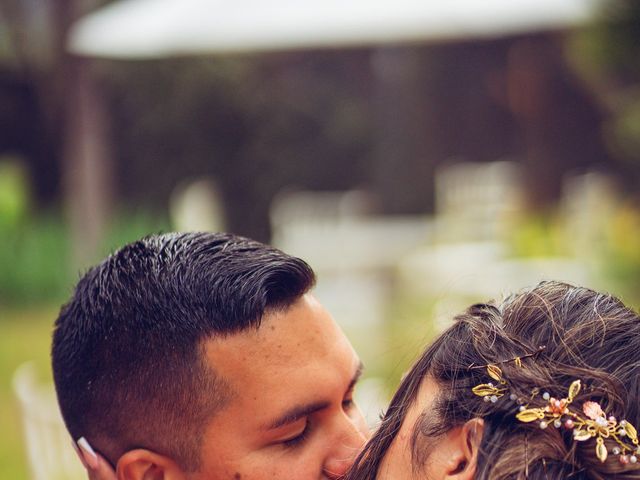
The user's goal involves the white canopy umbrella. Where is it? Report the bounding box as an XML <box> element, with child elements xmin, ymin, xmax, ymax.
<box><xmin>69</xmin><ymin>0</ymin><xmax>601</xmax><ymax>58</ymax></box>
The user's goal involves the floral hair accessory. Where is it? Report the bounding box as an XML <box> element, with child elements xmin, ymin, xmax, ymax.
<box><xmin>473</xmin><ymin>369</ymin><xmax>640</xmax><ymax>465</ymax></box>
<box><xmin>469</xmin><ymin>346</ymin><xmax>545</xmax><ymax>404</ymax></box>
<box><xmin>472</xmin><ymin>364</ymin><xmax>508</xmax><ymax>404</ymax></box>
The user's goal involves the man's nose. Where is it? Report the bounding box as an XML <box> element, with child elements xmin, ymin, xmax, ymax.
<box><xmin>322</xmin><ymin>413</ymin><xmax>368</xmax><ymax>480</ymax></box>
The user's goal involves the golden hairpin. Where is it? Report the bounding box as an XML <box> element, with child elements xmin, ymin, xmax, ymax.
<box><xmin>469</xmin><ymin>347</ymin><xmax>545</xmax><ymax>403</ymax></box>
<box><xmin>472</xmin><ymin>367</ymin><xmax>640</xmax><ymax>465</ymax></box>
<box><xmin>466</xmin><ymin>345</ymin><xmax>546</xmax><ymax>372</ymax></box>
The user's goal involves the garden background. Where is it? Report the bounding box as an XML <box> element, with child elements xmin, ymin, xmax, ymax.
<box><xmin>1</xmin><ymin>1</ymin><xmax>640</xmax><ymax>478</ymax></box>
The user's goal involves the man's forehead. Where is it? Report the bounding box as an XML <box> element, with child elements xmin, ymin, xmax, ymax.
<box><xmin>202</xmin><ymin>294</ymin><xmax>356</xmax><ymax>391</ymax></box>
<box><xmin>207</xmin><ymin>295</ymin><xmax>346</xmax><ymax>354</ymax></box>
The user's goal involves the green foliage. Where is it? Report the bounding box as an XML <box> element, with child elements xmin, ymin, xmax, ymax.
<box><xmin>0</xmin><ymin>208</ymin><xmax>169</xmax><ymax>477</ymax></box>
<box><xmin>97</xmin><ymin>210</ymin><xmax>171</xmax><ymax>264</ymax></box>
<box><xmin>598</xmin><ymin>204</ymin><xmax>640</xmax><ymax>307</ymax></box>
<box><xmin>377</xmin><ymin>296</ymin><xmax>441</xmax><ymax>397</ymax></box>
<box><xmin>0</xmin><ymin>213</ymin><xmax>71</xmax><ymax>306</ymax></box>
<box><xmin>0</xmin><ymin>210</ymin><xmax>170</xmax><ymax>307</ymax></box>
<box><xmin>505</xmin><ymin>214</ymin><xmax>567</xmax><ymax>258</ymax></box>
<box><xmin>569</xmin><ymin>0</ymin><xmax>640</xmax><ymax>82</ymax></box>
<box><xmin>0</xmin><ymin>159</ymin><xmax>29</xmax><ymax>229</ymax></box>
<box><xmin>567</xmin><ymin>0</ymin><xmax>640</xmax><ymax>167</ymax></box>
<box><xmin>605</xmin><ymin>91</ymin><xmax>640</xmax><ymax>163</ymax></box>
<box><xmin>505</xmin><ymin>207</ymin><xmax>640</xmax><ymax>307</ymax></box>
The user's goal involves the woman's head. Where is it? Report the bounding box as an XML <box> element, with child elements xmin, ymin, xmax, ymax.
<box><xmin>347</xmin><ymin>281</ymin><xmax>640</xmax><ymax>479</ymax></box>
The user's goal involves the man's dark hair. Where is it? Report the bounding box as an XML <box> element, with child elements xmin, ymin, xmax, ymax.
<box><xmin>52</xmin><ymin>232</ymin><xmax>315</xmax><ymax>471</ymax></box>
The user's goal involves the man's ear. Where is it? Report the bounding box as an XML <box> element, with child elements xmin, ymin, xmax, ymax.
<box><xmin>444</xmin><ymin>418</ymin><xmax>484</xmax><ymax>480</ymax></box>
<box><xmin>116</xmin><ymin>449</ymin><xmax>186</xmax><ymax>480</ymax></box>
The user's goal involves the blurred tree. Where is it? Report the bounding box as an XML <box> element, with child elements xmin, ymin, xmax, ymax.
<box><xmin>2</xmin><ymin>0</ymin><xmax>634</xmax><ymax>249</ymax></box>
<box><xmin>568</xmin><ymin>0</ymin><xmax>640</xmax><ymax>187</ymax></box>
<box><xmin>0</xmin><ymin>0</ymin><xmax>114</xmax><ymax>267</ymax></box>
<box><xmin>0</xmin><ymin>1</ymin><xmax>59</xmax><ymax>205</ymax></box>
<box><xmin>504</xmin><ymin>34</ymin><xmax>611</xmax><ymax>210</ymax></box>
<box><xmin>102</xmin><ymin>52</ymin><xmax>372</xmax><ymax>241</ymax></box>
<box><xmin>371</xmin><ymin>40</ymin><xmax>520</xmax><ymax>215</ymax></box>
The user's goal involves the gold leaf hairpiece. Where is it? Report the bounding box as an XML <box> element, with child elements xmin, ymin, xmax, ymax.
<box><xmin>472</xmin><ymin>368</ymin><xmax>640</xmax><ymax>466</ymax></box>
<box><xmin>472</xmin><ymin>365</ymin><xmax>507</xmax><ymax>403</ymax></box>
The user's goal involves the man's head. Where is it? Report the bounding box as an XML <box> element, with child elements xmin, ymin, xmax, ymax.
<box><xmin>52</xmin><ymin>232</ymin><xmax>368</xmax><ymax>479</ymax></box>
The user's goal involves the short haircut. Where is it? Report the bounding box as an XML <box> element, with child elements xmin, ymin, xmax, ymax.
<box><xmin>52</xmin><ymin>232</ymin><xmax>315</xmax><ymax>471</ymax></box>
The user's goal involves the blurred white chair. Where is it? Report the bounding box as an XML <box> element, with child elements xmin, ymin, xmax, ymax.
<box><xmin>270</xmin><ymin>189</ymin><xmax>433</xmax><ymax>374</ymax></box>
<box><xmin>434</xmin><ymin>160</ymin><xmax>523</xmax><ymax>242</ymax></box>
<box><xmin>561</xmin><ymin>171</ymin><xmax>621</xmax><ymax>261</ymax></box>
<box><xmin>13</xmin><ymin>362</ymin><xmax>85</xmax><ymax>480</ymax></box>
<box><xmin>169</xmin><ymin>177</ymin><xmax>226</xmax><ymax>232</ymax></box>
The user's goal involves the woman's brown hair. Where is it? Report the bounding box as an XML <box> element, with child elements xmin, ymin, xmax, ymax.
<box><xmin>346</xmin><ymin>281</ymin><xmax>640</xmax><ymax>479</ymax></box>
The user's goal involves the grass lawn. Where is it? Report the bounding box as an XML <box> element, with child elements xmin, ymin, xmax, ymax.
<box><xmin>0</xmin><ymin>306</ymin><xmax>57</xmax><ymax>480</ymax></box>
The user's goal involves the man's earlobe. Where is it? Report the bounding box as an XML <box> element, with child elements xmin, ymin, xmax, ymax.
<box><xmin>117</xmin><ymin>449</ymin><xmax>186</xmax><ymax>480</ymax></box>
<box><xmin>447</xmin><ymin>418</ymin><xmax>484</xmax><ymax>480</ymax></box>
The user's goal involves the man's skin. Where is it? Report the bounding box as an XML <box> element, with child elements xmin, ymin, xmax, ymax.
<box><xmin>76</xmin><ymin>294</ymin><xmax>370</xmax><ymax>480</ymax></box>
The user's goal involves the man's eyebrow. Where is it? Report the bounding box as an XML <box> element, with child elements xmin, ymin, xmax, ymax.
<box><xmin>266</xmin><ymin>361</ymin><xmax>365</xmax><ymax>431</ymax></box>
<box><xmin>267</xmin><ymin>401</ymin><xmax>330</xmax><ymax>430</ymax></box>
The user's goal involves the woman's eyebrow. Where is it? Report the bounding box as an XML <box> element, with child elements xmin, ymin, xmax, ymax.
<box><xmin>410</xmin><ymin>411</ymin><xmax>428</xmax><ymax>463</ymax></box>
<box><xmin>410</xmin><ymin>408</ymin><xmax>439</xmax><ymax>471</ymax></box>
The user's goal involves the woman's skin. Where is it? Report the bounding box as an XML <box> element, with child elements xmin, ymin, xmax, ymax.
<box><xmin>73</xmin><ymin>441</ymin><xmax>113</xmax><ymax>480</ymax></box>
<box><xmin>375</xmin><ymin>376</ymin><xmax>483</xmax><ymax>480</ymax></box>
